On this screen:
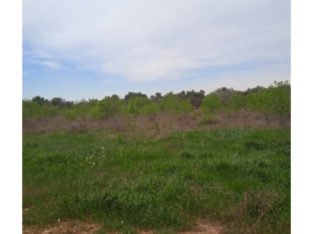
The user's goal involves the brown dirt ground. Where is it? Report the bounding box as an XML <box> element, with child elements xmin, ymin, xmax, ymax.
<box><xmin>23</xmin><ymin>219</ymin><xmax>222</xmax><ymax>234</ymax></box>
<box><xmin>179</xmin><ymin>219</ymin><xmax>223</xmax><ymax>234</ymax></box>
<box><xmin>23</xmin><ymin>220</ymin><xmax>101</xmax><ymax>234</ymax></box>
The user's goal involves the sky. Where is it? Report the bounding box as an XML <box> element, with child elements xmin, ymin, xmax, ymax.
<box><xmin>23</xmin><ymin>0</ymin><xmax>290</xmax><ymax>101</ymax></box>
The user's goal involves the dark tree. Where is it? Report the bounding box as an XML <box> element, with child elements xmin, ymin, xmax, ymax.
<box><xmin>124</xmin><ymin>92</ymin><xmax>148</xmax><ymax>101</ymax></box>
<box><xmin>183</xmin><ymin>90</ymin><xmax>205</xmax><ymax>108</ymax></box>
<box><xmin>242</xmin><ymin>86</ymin><xmax>265</xmax><ymax>96</ymax></box>
<box><xmin>32</xmin><ymin>96</ymin><xmax>48</xmax><ymax>105</ymax></box>
<box><xmin>51</xmin><ymin>97</ymin><xmax>66</xmax><ymax>107</ymax></box>
<box><xmin>151</xmin><ymin>92</ymin><xmax>163</xmax><ymax>101</ymax></box>
<box><xmin>213</xmin><ymin>87</ymin><xmax>237</xmax><ymax>102</ymax></box>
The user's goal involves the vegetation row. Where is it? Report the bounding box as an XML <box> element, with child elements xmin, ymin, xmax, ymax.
<box><xmin>23</xmin><ymin>81</ymin><xmax>290</xmax><ymax>119</ymax></box>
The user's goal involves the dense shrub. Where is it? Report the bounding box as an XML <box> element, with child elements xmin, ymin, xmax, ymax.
<box><xmin>177</xmin><ymin>90</ymin><xmax>205</xmax><ymax>108</ymax></box>
<box><xmin>23</xmin><ymin>100</ymin><xmax>59</xmax><ymax>118</ymax></box>
<box><xmin>140</xmin><ymin>102</ymin><xmax>160</xmax><ymax>115</ymax></box>
<box><xmin>225</xmin><ymin>93</ymin><xmax>245</xmax><ymax>112</ymax></box>
<box><xmin>245</xmin><ymin>81</ymin><xmax>290</xmax><ymax>115</ymax></box>
<box><xmin>98</xmin><ymin>95</ymin><xmax>125</xmax><ymax>118</ymax></box>
<box><xmin>201</xmin><ymin>93</ymin><xmax>224</xmax><ymax>113</ymax></box>
<box><xmin>160</xmin><ymin>93</ymin><xmax>193</xmax><ymax>113</ymax></box>
<box><xmin>126</xmin><ymin>96</ymin><xmax>150</xmax><ymax>115</ymax></box>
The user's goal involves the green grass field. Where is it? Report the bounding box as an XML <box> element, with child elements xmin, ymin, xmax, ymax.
<box><xmin>23</xmin><ymin>128</ymin><xmax>290</xmax><ymax>233</ymax></box>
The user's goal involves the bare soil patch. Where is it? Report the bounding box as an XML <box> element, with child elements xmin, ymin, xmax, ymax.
<box><xmin>23</xmin><ymin>220</ymin><xmax>101</xmax><ymax>234</ymax></box>
<box><xmin>23</xmin><ymin>219</ymin><xmax>223</xmax><ymax>234</ymax></box>
<box><xmin>180</xmin><ymin>219</ymin><xmax>223</xmax><ymax>234</ymax></box>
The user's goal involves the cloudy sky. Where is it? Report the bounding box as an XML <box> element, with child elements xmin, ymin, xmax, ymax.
<box><xmin>23</xmin><ymin>0</ymin><xmax>290</xmax><ymax>100</ymax></box>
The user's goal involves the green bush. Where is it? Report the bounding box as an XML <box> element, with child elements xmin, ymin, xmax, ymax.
<box><xmin>160</xmin><ymin>93</ymin><xmax>193</xmax><ymax>113</ymax></box>
<box><xmin>201</xmin><ymin>93</ymin><xmax>223</xmax><ymax>113</ymax></box>
<box><xmin>23</xmin><ymin>101</ymin><xmax>59</xmax><ymax>118</ymax></box>
<box><xmin>126</xmin><ymin>96</ymin><xmax>150</xmax><ymax>115</ymax></box>
<box><xmin>98</xmin><ymin>96</ymin><xmax>125</xmax><ymax>118</ymax></box>
<box><xmin>60</xmin><ymin>100</ymin><xmax>101</xmax><ymax>119</ymax></box>
<box><xmin>139</xmin><ymin>102</ymin><xmax>160</xmax><ymax>115</ymax></box>
<box><xmin>246</xmin><ymin>82</ymin><xmax>290</xmax><ymax>115</ymax></box>
<box><xmin>226</xmin><ymin>93</ymin><xmax>245</xmax><ymax>112</ymax></box>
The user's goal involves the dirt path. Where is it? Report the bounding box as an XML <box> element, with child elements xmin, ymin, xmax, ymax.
<box><xmin>23</xmin><ymin>219</ymin><xmax>223</xmax><ymax>234</ymax></box>
<box><xmin>23</xmin><ymin>221</ymin><xmax>101</xmax><ymax>234</ymax></box>
<box><xmin>180</xmin><ymin>219</ymin><xmax>223</xmax><ymax>234</ymax></box>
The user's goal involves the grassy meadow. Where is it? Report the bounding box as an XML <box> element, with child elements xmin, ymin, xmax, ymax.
<box><xmin>23</xmin><ymin>128</ymin><xmax>290</xmax><ymax>233</ymax></box>
<box><xmin>23</xmin><ymin>82</ymin><xmax>290</xmax><ymax>233</ymax></box>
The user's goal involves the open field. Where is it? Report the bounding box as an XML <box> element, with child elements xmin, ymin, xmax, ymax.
<box><xmin>23</xmin><ymin>127</ymin><xmax>290</xmax><ymax>233</ymax></box>
<box><xmin>23</xmin><ymin>83</ymin><xmax>290</xmax><ymax>233</ymax></box>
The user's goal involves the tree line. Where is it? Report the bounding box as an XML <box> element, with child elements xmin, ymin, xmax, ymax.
<box><xmin>23</xmin><ymin>81</ymin><xmax>290</xmax><ymax>119</ymax></box>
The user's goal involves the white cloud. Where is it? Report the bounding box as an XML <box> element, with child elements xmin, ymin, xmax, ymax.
<box><xmin>23</xmin><ymin>0</ymin><xmax>290</xmax><ymax>81</ymax></box>
<box><xmin>38</xmin><ymin>60</ymin><xmax>62</xmax><ymax>70</ymax></box>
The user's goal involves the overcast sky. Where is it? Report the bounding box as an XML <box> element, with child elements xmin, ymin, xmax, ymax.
<box><xmin>23</xmin><ymin>0</ymin><xmax>290</xmax><ymax>100</ymax></box>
